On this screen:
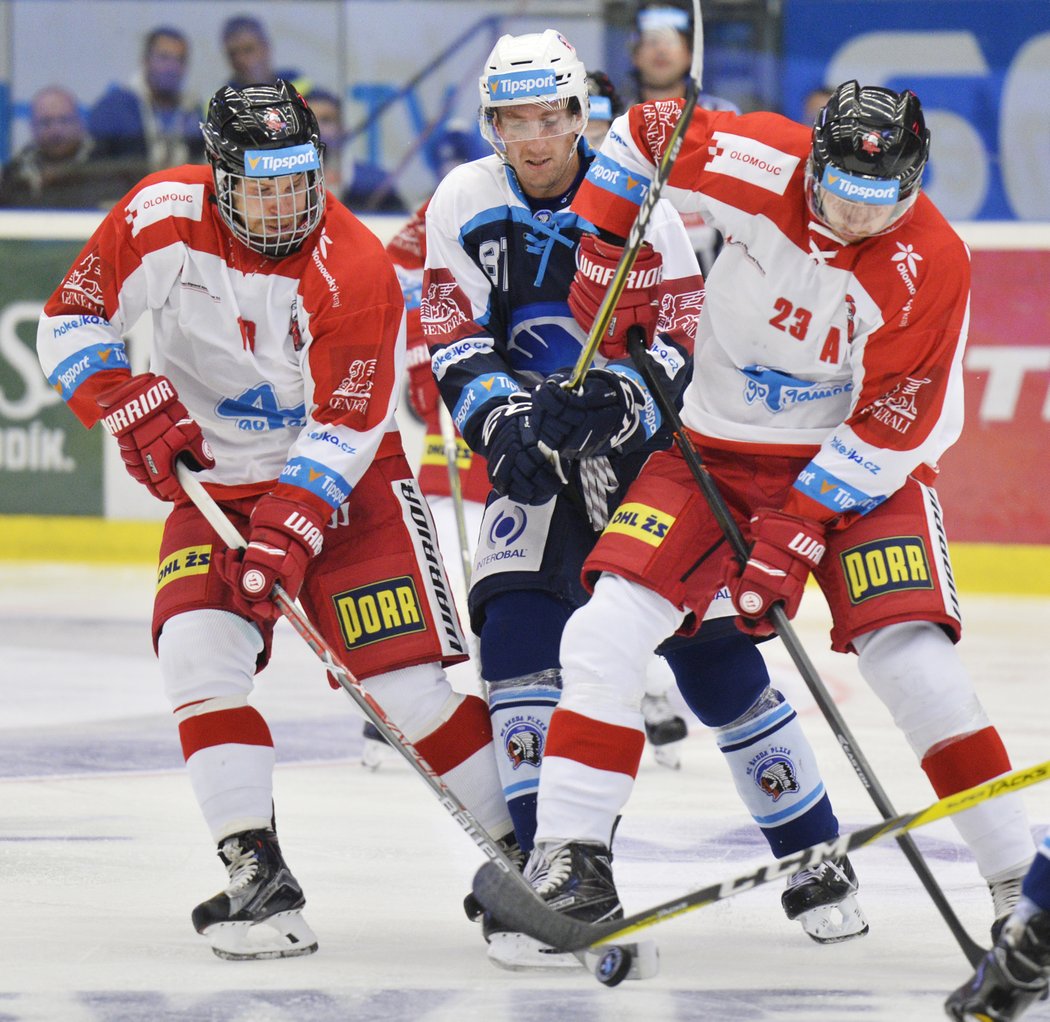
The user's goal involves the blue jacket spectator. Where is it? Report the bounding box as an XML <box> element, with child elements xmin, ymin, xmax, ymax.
<box><xmin>222</xmin><ymin>15</ymin><xmax>307</xmax><ymax>93</ymax></box>
<box><xmin>88</xmin><ymin>26</ymin><xmax>204</xmax><ymax>172</ymax></box>
<box><xmin>304</xmin><ymin>87</ymin><xmax>407</xmax><ymax>214</ymax></box>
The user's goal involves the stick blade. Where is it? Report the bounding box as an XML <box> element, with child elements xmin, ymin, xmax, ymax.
<box><xmin>471</xmin><ymin>861</ymin><xmax>595</xmax><ymax>951</ymax></box>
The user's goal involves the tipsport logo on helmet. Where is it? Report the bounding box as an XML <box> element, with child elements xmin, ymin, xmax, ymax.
<box><xmin>822</xmin><ymin>169</ymin><xmax>900</xmax><ymax>205</ymax></box>
<box><xmin>243</xmin><ymin>143</ymin><xmax>321</xmax><ymax>177</ymax></box>
<box><xmin>487</xmin><ymin>69</ymin><xmax>558</xmax><ymax>101</ymax></box>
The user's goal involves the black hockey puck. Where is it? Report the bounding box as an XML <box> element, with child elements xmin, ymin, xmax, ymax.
<box><xmin>595</xmin><ymin>944</ymin><xmax>632</xmax><ymax>986</ymax></box>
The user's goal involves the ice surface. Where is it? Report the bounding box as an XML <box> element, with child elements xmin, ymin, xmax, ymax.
<box><xmin>2</xmin><ymin>562</ymin><xmax>1048</xmax><ymax>1021</ymax></box>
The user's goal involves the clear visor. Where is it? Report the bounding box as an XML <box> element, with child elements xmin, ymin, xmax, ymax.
<box><xmin>480</xmin><ymin>99</ymin><xmax>584</xmax><ymax>152</ymax></box>
<box><xmin>216</xmin><ymin>167</ymin><xmax>326</xmax><ymax>258</ymax></box>
<box><xmin>805</xmin><ymin>162</ymin><xmax>919</xmax><ymax>243</ymax></box>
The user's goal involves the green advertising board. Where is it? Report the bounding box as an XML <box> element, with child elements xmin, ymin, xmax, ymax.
<box><xmin>0</xmin><ymin>239</ymin><xmax>104</xmax><ymax>515</ymax></box>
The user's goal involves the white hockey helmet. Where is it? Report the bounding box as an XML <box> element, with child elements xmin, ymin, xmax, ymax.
<box><xmin>478</xmin><ymin>30</ymin><xmax>589</xmax><ymax>152</ymax></box>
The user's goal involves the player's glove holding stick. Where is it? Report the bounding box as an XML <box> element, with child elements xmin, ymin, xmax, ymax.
<box><xmin>727</xmin><ymin>509</ymin><xmax>826</xmax><ymax>637</ymax></box>
<box><xmin>98</xmin><ymin>372</ymin><xmax>214</xmax><ymax>501</ymax></box>
<box><xmin>568</xmin><ymin>234</ymin><xmax>663</xmax><ymax>359</ymax></box>
<box><xmin>214</xmin><ymin>494</ymin><xmax>327</xmax><ymax>624</ymax></box>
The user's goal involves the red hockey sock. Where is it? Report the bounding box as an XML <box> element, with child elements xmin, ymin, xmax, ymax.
<box><xmin>921</xmin><ymin>726</ymin><xmax>1011</xmax><ymax>798</ymax></box>
<box><xmin>546</xmin><ymin>708</ymin><xmax>646</xmax><ymax>777</ymax></box>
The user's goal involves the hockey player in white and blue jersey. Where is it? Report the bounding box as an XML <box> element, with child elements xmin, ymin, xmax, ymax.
<box><xmin>422</xmin><ymin>29</ymin><xmax>868</xmax><ymax>970</ymax></box>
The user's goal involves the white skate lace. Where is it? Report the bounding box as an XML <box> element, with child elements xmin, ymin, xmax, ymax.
<box><xmin>526</xmin><ymin>845</ymin><xmax>573</xmax><ymax>898</ymax></box>
<box><xmin>221</xmin><ymin>838</ymin><xmax>261</xmax><ymax>895</ymax></box>
<box><xmin>786</xmin><ymin>858</ymin><xmax>853</xmax><ymax>892</ymax></box>
<box><xmin>991</xmin><ymin>875</ymin><xmax>1025</xmax><ymax>920</ymax></box>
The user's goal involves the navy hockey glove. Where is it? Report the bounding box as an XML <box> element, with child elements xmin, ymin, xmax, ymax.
<box><xmin>97</xmin><ymin>372</ymin><xmax>214</xmax><ymax>502</ymax></box>
<box><xmin>531</xmin><ymin>367</ymin><xmax>654</xmax><ymax>459</ymax></box>
<box><xmin>481</xmin><ymin>395</ymin><xmax>567</xmax><ymax>505</ymax></box>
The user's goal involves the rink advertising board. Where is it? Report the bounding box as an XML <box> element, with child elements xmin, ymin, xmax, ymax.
<box><xmin>0</xmin><ymin>214</ymin><xmax>1046</xmax><ymax>592</ymax></box>
<box><xmin>0</xmin><ymin>235</ymin><xmax>104</xmax><ymax>516</ymax></box>
<box><xmin>781</xmin><ymin>0</ymin><xmax>1050</xmax><ymax>222</ymax></box>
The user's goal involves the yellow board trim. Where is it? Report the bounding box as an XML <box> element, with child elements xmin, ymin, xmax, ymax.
<box><xmin>1</xmin><ymin>516</ymin><xmax>1048</xmax><ymax>595</ymax></box>
<box><xmin>1</xmin><ymin>515</ymin><xmax>164</xmax><ymax>564</ymax></box>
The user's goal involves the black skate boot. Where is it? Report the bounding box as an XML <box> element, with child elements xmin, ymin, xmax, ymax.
<box><xmin>192</xmin><ymin>828</ymin><xmax>317</xmax><ymax>960</ymax></box>
<box><xmin>491</xmin><ymin>840</ymin><xmax>660</xmax><ymax>980</ymax></box>
<box><xmin>486</xmin><ymin>840</ymin><xmax>624</xmax><ymax>972</ymax></box>
<box><xmin>946</xmin><ymin>901</ymin><xmax>1050</xmax><ymax>1021</ymax></box>
<box><xmin>782</xmin><ymin>855</ymin><xmax>869</xmax><ymax>944</ymax></box>
<box><xmin>641</xmin><ymin>694</ymin><xmax>688</xmax><ymax>769</ymax></box>
<box><xmin>462</xmin><ymin>832</ymin><xmax>524</xmax><ymax>931</ymax></box>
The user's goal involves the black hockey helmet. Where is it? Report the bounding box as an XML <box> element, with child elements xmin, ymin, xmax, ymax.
<box><xmin>806</xmin><ymin>81</ymin><xmax>931</xmax><ymax>241</ymax></box>
<box><xmin>201</xmin><ymin>79</ymin><xmax>326</xmax><ymax>257</ymax></box>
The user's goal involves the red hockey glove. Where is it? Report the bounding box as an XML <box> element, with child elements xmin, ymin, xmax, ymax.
<box><xmin>405</xmin><ymin>316</ymin><xmax>439</xmax><ymax>420</ymax></box>
<box><xmin>215</xmin><ymin>495</ymin><xmax>327</xmax><ymax>624</ymax></box>
<box><xmin>568</xmin><ymin>234</ymin><xmax>663</xmax><ymax>359</ymax></box>
<box><xmin>727</xmin><ymin>509</ymin><xmax>826</xmax><ymax>637</ymax></box>
<box><xmin>97</xmin><ymin>372</ymin><xmax>214</xmax><ymax>502</ymax></box>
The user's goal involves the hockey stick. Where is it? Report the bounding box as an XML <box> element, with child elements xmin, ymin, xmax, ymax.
<box><xmin>473</xmin><ymin>757</ymin><xmax>1050</xmax><ymax>961</ymax></box>
<box><xmin>624</xmin><ymin>329</ymin><xmax>988</xmax><ymax>966</ymax></box>
<box><xmin>174</xmin><ymin>462</ymin><xmax>522</xmax><ymax>886</ymax></box>
<box><xmin>174</xmin><ymin>466</ymin><xmax>657</xmax><ymax>980</ymax></box>
<box><xmin>438</xmin><ymin>402</ymin><xmax>474</xmax><ymax>594</ymax></box>
<box><xmin>564</xmin><ymin>0</ymin><xmax>704</xmax><ymax>390</ymax></box>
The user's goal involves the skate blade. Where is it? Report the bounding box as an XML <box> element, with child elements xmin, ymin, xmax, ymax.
<box><xmin>361</xmin><ymin>738</ymin><xmax>392</xmax><ymax>772</ymax></box>
<box><xmin>796</xmin><ymin>895</ymin><xmax>870</xmax><ymax>944</ymax></box>
<box><xmin>584</xmin><ymin>939</ymin><xmax>660</xmax><ymax>980</ymax></box>
<box><xmin>651</xmin><ymin>741</ymin><xmax>684</xmax><ymax>770</ymax></box>
<box><xmin>203</xmin><ymin>909</ymin><xmax>319</xmax><ymax>960</ymax></box>
<box><xmin>486</xmin><ymin>931</ymin><xmax>583</xmax><ymax>971</ymax></box>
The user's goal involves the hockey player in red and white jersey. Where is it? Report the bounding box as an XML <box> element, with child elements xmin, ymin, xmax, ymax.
<box><xmin>424</xmin><ymin>31</ymin><xmax>874</xmax><ymax>969</ymax></box>
<box><xmin>36</xmin><ymin>80</ymin><xmax>511</xmax><ymax>960</ymax></box>
<box><xmin>523</xmin><ymin>81</ymin><xmax>1036</xmax><ymax>934</ymax></box>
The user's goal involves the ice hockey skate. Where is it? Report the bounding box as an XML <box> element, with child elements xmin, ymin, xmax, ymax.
<box><xmin>192</xmin><ymin>828</ymin><xmax>318</xmax><ymax>960</ymax></box>
<box><xmin>946</xmin><ymin>899</ymin><xmax>1050</xmax><ymax>1021</ymax></box>
<box><xmin>361</xmin><ymin>720</ymin><xmax>393</xmax><ymax>771</ymax></box>
<box><xmin>990</xmin><ymin>867</ymin><xmax>1028</xmax><ymax>940</ymax></box>
<box><xmin>781</xmin><ymin>855</ymin><xmax>869</xmax><ymax>943</ymax></box>
<box><xmin>487</xmin><ymin>840</ymin><xmax>658</xmax><ymax>979</ymax></box>
<box><xmin>641</xmin><ymin>693</ymin><xmax>688</xmax><ymax>770</ymax></box>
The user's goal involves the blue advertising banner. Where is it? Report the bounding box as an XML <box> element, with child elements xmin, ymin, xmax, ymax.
<box><xmin>782</xmin><ymin>0</ymin><xmax>1050</xmax><ymax>220</ymax></box>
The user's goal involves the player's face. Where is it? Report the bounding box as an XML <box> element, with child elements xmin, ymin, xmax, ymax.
<box><xmin>496</xmin><ymin>104</ymin><xmax>582</xmax><ymax>199</ymax></box>
<box><xmin>231</xmin><ymin>173</ymin><xmax>311</xmax><ymax>242</ymax></box>
<box><xmin>818</xmin><ymin>192</ymin><xmax>898</xmax><ymax>243</ymax></box>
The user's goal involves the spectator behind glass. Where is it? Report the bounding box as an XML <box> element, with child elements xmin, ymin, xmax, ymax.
<box><xmin>629</xmin><ymin>1</ymin><xmax>737</xmax><ymax>110</ymax></box>
<box><xmin>627</xmin><ymin>5</ymin><xmax>739</xmax><ymax>274</ymax></box>
<box><xmin>221</xmin><ymin>15</ymin><xmax>306</xmax><ymax>92</ymax></box>
<box><xmin>304</xmin><ymin>87</ymin><xmax>407</xmax><ymax>214</ymax></box>
<box><xmin>87</xmin><ymin>26</ymin><xmax>204</xmax><ymax>174</ymax></box>
<box><xmin>0</xmin><ymin>86</ymin><xmax>140</xmax><ymax>209</ymax></box>
<box><xmin>427</xmin><ymin>121</ymin><xmax>487</xmax><ymax>183</ymax></box>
